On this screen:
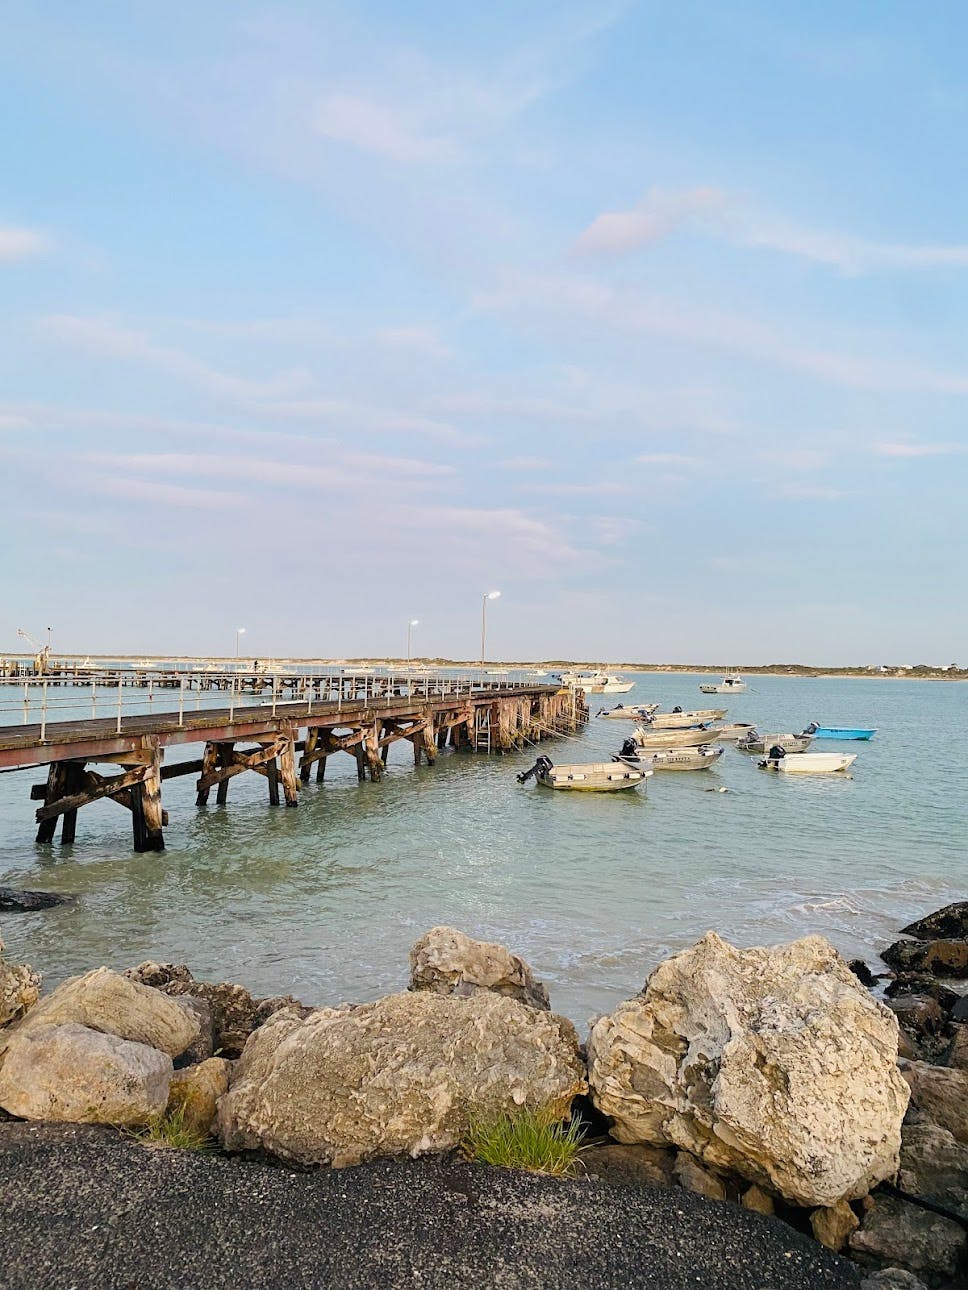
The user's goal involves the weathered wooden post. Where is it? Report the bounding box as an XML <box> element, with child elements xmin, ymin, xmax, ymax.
<box><xmin>364</xmin><ymin>721</ymin><xmax>383</xmax><ymax>780</ymax></box>
<box><xmin>279</xmin><ymin>733</ymin><xmax>299</xmax><ymax>807</ymax></box>
<box><xmin>196</xmin><ymin>742</ymin><xmax>218</xmax><ymax>805</ymax></box>
<box><xmin>35</xmin><ymin>764</ymin><xmax>68</xmax><ymax>844</ymax></box>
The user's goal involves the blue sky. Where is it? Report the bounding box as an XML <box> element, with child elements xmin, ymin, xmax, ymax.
<box><xmin>2</xmin><ymin>1</ymin><xmax>967</xmax><ymax>664</ymax></box>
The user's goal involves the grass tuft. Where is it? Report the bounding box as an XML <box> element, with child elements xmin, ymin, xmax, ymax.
<box><xmin>462</xmin><ymin>1106</ymin><xmax>585</xmax><ymax>1177</ymax></box>
<box><xmin>132</xmin><ymin>1104</ymin><xmax>211</xmax><ymax>1152</ymax></box>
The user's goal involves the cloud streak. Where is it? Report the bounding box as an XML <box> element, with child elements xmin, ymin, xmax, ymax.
<box><xmin>0</xmin><ymin>224</ymin><xmax>48</xmax><ymax>261</ymax></box>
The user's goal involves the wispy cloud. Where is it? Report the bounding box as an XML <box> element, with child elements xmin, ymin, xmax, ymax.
<box><xmin>636</xmin><ymin>452</ymin><xmax>710</xmax><ymax>469</ymax></box>
<box><xmin>83</xmin><ymin>476</ymin><xmax>245</xmax><ymax>510</ymax></box>
<box><xmin>498</xmin><ymin>456</ymin><xmax>552</xmax><ymax>471</ymax></box>
<box><xmin>523</xmin><ymin>480</ymin><xmax>632</xmax><ymax>496</ymax></box>
<box><xmin>775</xmin><ymin>483</ymin><xmax>853</xmax><ymax>501</ymax></box>
<box><xmin>576</xmin><ymin>187</ymin><xmax>968</xmax><ymax>275</ymax></box>
<box><xmin>375</xmin><ymin>325</ymin><xmax>451</xmax><ymax>359</ymax></box>
<box><xmin>315</xmin><ymin>92</ymin><xmax>457</xmax><ymax>164</ymax></box>
<box><xmin>875</xmin><ymin>441</ymin><xmax>966</xmax><ymax>458</ymax></box>
<box><xmin>0</xmin><ymin>224</ymin><xmax>49</xmax><ymax>261</ymax></box>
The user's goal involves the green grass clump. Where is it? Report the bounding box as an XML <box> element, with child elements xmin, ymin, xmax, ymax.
<box><xmin>132</xmin><ymin>1104</ymin><xmax>211</xmax><ymax>1152</ymax></box>
<box><xmin>462</xmin><ymin>1107</ymin><xmax>585</xmax><ymax>1177</ymax></box>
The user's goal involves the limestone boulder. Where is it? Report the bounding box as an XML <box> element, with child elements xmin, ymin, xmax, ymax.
<box><xmin>218</xmin><ymin>990</ymin><xmax>585</xmax><ymax>1167</ymax></box>
<box><xmin>587</xmin><ymin>932</ymin><xmax>909</xmax><ymax>1207</ymax></box>
<box><xmin>810</xmin><ymin>1200</ymin><xmax>859</xmax><ymax>1253</ymax></box>
<box><xmin>0</xmin><ymin>1022</ymin><xmax>171</xmax><ymax>1124</ymax></box>
<box><xmin>900</xmin><ymin>1061</ymin><xmax>968</xmax><ymax>1143</ymax></box>
<box><xmin>124</xmin><ymin>961</ymin><xmax>194</xmax><ymax>989</ymax></box>
<box><xmin>849</xmin><ymin>1193</ymin><xmax>965</xmax><ymax>1283</ymax></box>
<box><xmin>167</xmin><ymin>1057</ymin><xmax>231</xmax><ymax>1137</ymax></box>
<box><xmin>946</xmin><ymin>1022</ymin><xmax>968</xmax><ymax>1071</ymax></box>
<box><xmin>162</xmin><ymin>980</ymin><xmax>259</xmax><ymax>1058</ymax></box>
<box><xmin>0</xmin><ymin>934</ymin><xmax>40</xmax><ymax>1028</ymax></box>
<box><xmin>2</xmin><ymin>967</ymin><xmax>199</xmax><ymax>1059</ymax></box>
<box><xmin>409</xmin><ymin>926</ymin><xmax>550</xmax><ymax>1010</ymax></box>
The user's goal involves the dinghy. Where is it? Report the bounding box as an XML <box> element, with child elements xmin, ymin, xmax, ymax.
<box><xmin>629</xmin><ymin>726</ymin><xmax>727</xmax><ymax>749</ymax></box>
<box><xmin>737</xmin><ymin>730</ymin><xmax>813</xmax><ymax>754</ymax></box>
<box><xmin>801</xmin><ymin>722</ymin><xmax>877</xmax><ymax>741</ymax></box>
<box><xmin>618</xmin><ymin>745</ymin><xmax>724</xmax><ymax>772</ymax></box>
<box><xmin>517</xmin><ymin>755</ymin><xmax>648</xmax><ymax>792</ymax></box>
<box><xmin>715</xmin><ymin>722</ymin><xmax>756</xmax><ymax>741</ymax></box>
<box><xmin>644</xmin><ymin>708</ymin><xmax>727</xmax><ymax>730</ymax></box>
<box><xmin>597</xmin><ymin>702</ymin><xmax>659</xmax><ymax>720</ymax></box>
<box><xmin>759</xmin><ymin>749</ymin><xmax>857</xmax><ymax>775</ymax></box>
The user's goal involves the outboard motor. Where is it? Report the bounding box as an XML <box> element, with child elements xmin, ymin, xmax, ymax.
<box><xmin>517</xmin><ymin>755</ymin><xmax>553</xmax><ymax>783</ymax></box>
<box><xmin>673</xmin><ymin>705</ymin><xmax>682</xmax><ymax>714</ymax></box>
<box><xmin>804</xmin><ymin>721</ymin><xmax>818</xmax><ymax>735</ymax></box>
<box><xmin>620</xmin><ymin>738</ymin><xmax>637</xmax><ymax>758</ymax></box>
<box><xmin>768</xmin><ymin>744</ymin><xmax>786</xmax><ymax>760</ymax></box>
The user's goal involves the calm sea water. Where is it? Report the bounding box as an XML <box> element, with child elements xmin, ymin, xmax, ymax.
<box><xmin>0</xmin><ymin>673</ymin><xmax>965</xmax><ymax>1027</ymax></box>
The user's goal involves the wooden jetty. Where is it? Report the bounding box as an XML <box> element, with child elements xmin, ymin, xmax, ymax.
<box><xmin>0</xmin><ymin>672</ymin><xmax>586</xmax><ymax>853</ymax></box>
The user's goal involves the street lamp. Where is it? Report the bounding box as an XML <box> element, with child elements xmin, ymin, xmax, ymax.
<box><xmin>235</xmin><ymin>626</ymin><xmax>246</xmax><ymax>659</ymax></box>
<box><xmin>407</xmin><ymin>619</ymin><xmax>419</xmax><ymax>665</ymax></box>
<box><xmin>480</xmin><ymin>591</ymin><xmax>501</xmax><ymax>675</ymax></box>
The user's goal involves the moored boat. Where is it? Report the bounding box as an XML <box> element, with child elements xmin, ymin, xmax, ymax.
<box><xmin>801</xmin><ymin>722</ymin><xmax>877</xmax><ymax>740</ymax></box>
<box><xmin>517</xmin><ymin>755</ymin><xmax>648</xmax><ymax>791</ymax></box>
<box><xmin>699</xmin><ymin>673</ymin><xmax>746</xmax><ymax>694</ymax></box>
<box><xmin>759</xmin><ymin>750</ymin><xmax>857</xmax><ymax>775</ymax></box>
<box><xmin>617</xmin><ymin>745</ymin><xmax>724</xmax><ymax>772</ymax></box>
<box><xmin>629</xmin><ymin>726</ymin><xmax>727</xmax><ymax>749</ymax></box>
<box><xmin>715</xmin><ymin>722</ymin><xmax>756</xmax><ymax>741</ymax></box>
<box><xmin>737</xmin><ymin>730</ymin><xmax>813</xmax><ymax>754</ymax></box>
<box><xmin>559</xmin><ymin>670</ymin><xmax>634</xmax><ymax>694</ymax></box>
<box><xmin>645</xmin><ymin>707</ymin><xmax>727</xmax><ymax>730</ymax></box>
<box><xmin>597</xmin><ymin>703</ymin><xmax>659</xmax><ymax>720</ymax></box>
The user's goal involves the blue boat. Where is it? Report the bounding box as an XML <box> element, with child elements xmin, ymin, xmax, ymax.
<box><xmin>802</xmin><ymin>722</ymin><xmax>877</xmax><ymax>741</ymax></box>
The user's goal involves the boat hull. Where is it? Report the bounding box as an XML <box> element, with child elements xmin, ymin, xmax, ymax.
<box><xmin>739</xmin><ymin>734</ymin><xmax>814</xmax><ymax>754</ymax></box>
<box><xmin>537</xmin><ymin>761</ymin><xmax>650</xmax><ymax>791</ymax></box>
<box><xmin>715</xmin><ymin>723</ymin><xmax>756</xmax><ymax>741</ymax></box>
<box><xmin>633</xmin><ymin>726</ymin><xmax>727</xmax><ymax>749</ymax></box>
<box><xmin>699</xmin><ymin>683</ymin><xmax>747</xmax><ymax>694</ymax></box>
<box><xmin>759</xmin><ymin>753</ymin><xmax>857</xmax><ymax>775</ymax></box>
<box><xmin>646</xmin><ymin>708</ymin><xmax>727</xmax><ymax>729</ymax></box>
<box><xmin>599</xmin><ymin>704</ymin><xmax>659</xmax><ymax>720</ymax></box>
<box><xmin>619</xmin><ymin>747</ymin><xmax>723</xmax><ymax>772</ymax></box>
<box><xmin>805</xmin><ymin>726</ymin><xmax>877</xmax><ymax>740</ymax></box>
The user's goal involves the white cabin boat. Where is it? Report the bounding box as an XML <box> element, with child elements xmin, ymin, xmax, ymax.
<box><xmin>759</xmin><ymin>751</ymin><xmax>856</xmax><ymax>775</ymax></box>
<box><xmin>559</xmin><ymin>670</ymin><xmax>634</xmax><ymax>694</ymax></box>
<box><xmin>618</xmin><ymin>746</ymin><xmax>724</xmax><ymax>772</ymax></box>
<box><xmin>517</xmin><ymin>755</ymin><xmax>649</xmax><ymax>792</ymax></box>
<box><xmin>699</xmin><ymin>673</ymin><xmax>746</xmax><ymax>694</ymax></box>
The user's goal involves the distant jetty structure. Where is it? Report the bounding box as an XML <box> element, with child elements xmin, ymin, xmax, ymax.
<box><xmin>0</xmin><ymin>665</ymin><xmax>586</xmax><ymax>853</ymax></box>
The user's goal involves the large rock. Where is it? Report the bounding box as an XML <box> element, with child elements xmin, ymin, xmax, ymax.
<box><xmin>1</xmin><ymin>967</ymin><xmax>199</xmax><ymax>1060</ymax></box>
<box><xmin>409</xmin><ymin>926</ymin><xmax>550</xmax><ymax>1010</ymax></box>
<box><xmin>0</xmin><ymin>1022</ymin><xmax>171</xmax><ymax>1124</ymax></box>
<box><xmin>167</xmin><ymin>1057</ymin><xmax>230</xmax><ymax>1137</ymax></box>
<box><xmin>849</xmin><ymin>1193</ymin><xmax>965</xmax><ymax>1282</ymax></box>
<box><xmin>900</xmin><ymin>1061</ymin><xmax>968</xmax><ymax>1143</ymax></box>
<box><xmin>860</xmin><ymin>1272</ymin><xmax>928</xmax><ymax>1290</ymax></box>
<box><xmin>901</xmin><ymin>902</ymin><xmax>968</xmax><ymax>941</ymax></box>
<box><xmin>946</xmin><ymin>1022</ymin><xmax>968</xmax><ymax>1071</ymax></box>
<box><xmin>163</xmin><ymin>981</ymin><xmax>259</xmax><ymax>1058</ymax></box>
<box><xmin>0</xmin><ymin>933</ymin><xmax>40</xmax><ymax>1028</ymax></box>
<box><xmin>810</xmin><ymin>1200</ymin><xmax>859</xmax><ymax>1253</ymax></box>
<box><xmin>898</xmin><ymin>1120</ymin><xmax>968</xmax><ymax>1221</ymax></box>
<box><xmin>219</xmin><ymin>990</ymin><xmax>585</xmax><ymax>1167</ymax></box>
<box><xmin>881</xmin><ymin>939</ymin><xmax>968</xmax><ymax>977</ymax></box>
<box><xmin>0</xmin><ymin>886</ymin><xmax>72</xmax><ymax>912</ymax></box>
<box><xmin>579</xmin><ymin>1141</ymin><xmax>675</xmax><ymax>1188</ymax></box>
<box><xmin>587</xmin><ymin>932</ymin><xmax>909</xmax><ymax>1207</ymax></box>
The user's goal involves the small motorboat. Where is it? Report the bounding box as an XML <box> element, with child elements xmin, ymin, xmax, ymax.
<box><xmin>738</xmin><ymin>730</ymin><xmax>813</xmax><ymax>754</ymax></box>
<box><xmin>597</xmin><ymin>702</ymin><xmax>659</xmax><ymax>720</ymax></box>
<box><xmin>628</xmin><ymin>726</ymin><xmax>727</xmax><ymax>750</ymax></box>
<box><xmin>699</xmin><ymin>673</ymin><xmax>746</xmax><ymax>694</ymax></box>
<box><xmin>618</xmin><ymin>745</ymin><xmax>724</xmax><ymax>772</ymax></box>
<box><xmin>559</xmin><ymin>670</ymin><xmax>634</xmax><ymax>694</ymax></box>
<box><xmin>517</xmin><ymin>755</ymin><xmax>649</xmax><ymax>792</ymax></box>
<box><xmin>801</xmin><ymin>722</ymin><xmax>877</xmax><ymax>741</ymax></box>
<box><xmin>759</xmin><ymin>748</ymin><xmax>857</xmax><ymax>775</ymax></box>
<box><xmin>644</xmin><ymin>707</ymin><xmax>727</xmax><ymax>730</ymax></box>
<box><xmin>715</xmin><ymin>722</ymin><xmax>756</xmax><ymax>741</ymax></box>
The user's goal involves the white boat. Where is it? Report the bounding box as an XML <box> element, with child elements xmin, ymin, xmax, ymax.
<box><xmin>618</xmin><ymin>746</ymin><xmax>724</xmax><ymax>772</ymax></box>
<box><xmin>517</xmin><ymin>755</ymin><xmax>649</xmax><ymax>792</ymax></box>
<box><xmin>559</xmin><ymin>670</ymin><xmax>634</xmax><ymax>694</ymax></box>
<box><xmin>738</xmin><ymin>731</ymin><xmax>814</xmax><ymax>755</ymax></box>
<box><xmin>597</xmin><ymin>703</ymin><xmax>659</xmax><ymax>720</ymax></box>
<box><xmin>629</xmin><ymin>726</ymin><xmax>727</xmax><ymax>749</ymax></box>
<box><xmin>699</xmin><ymin>673</ymin><xmax>746</xmax><ymax>694</ymax></box>
<box><xmin>645</xmin><ymin>708</ymin><xmax>727</xmax><ymax>730</ymax></box>
<box><xmin>759</xmin><ymin>751</ymin><xmax>856</xmax><ymax>775</ymax></box>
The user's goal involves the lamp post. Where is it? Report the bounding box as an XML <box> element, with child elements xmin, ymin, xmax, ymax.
<box><xmin>407</xmin><ymin>619</ymin><xmax>419</xmax><ymax>665</ymax></box>
<box><xmin>235</xmin><ymin>626</ymin><xmax>246</xmax><ymax>660</ymax></box>
<box><xmin>480</xmin><ymin>591</ymin><xmax>501</xmax><ymax>677</ymax></box>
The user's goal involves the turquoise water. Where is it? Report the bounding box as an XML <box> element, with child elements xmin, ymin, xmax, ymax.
<box><xmin>0</xmin><ymin>674</ymin><xmax>965</xmax><ymax>1027</ymax></box>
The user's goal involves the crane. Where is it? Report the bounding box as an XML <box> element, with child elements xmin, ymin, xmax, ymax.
<box><xmin>16</xmin><ymin>628</ymin><xmax>51</xmax><ymax>676</ymax></box>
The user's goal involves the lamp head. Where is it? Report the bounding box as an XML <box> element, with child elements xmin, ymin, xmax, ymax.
<box><xmin>485</xmin><ymin>590</ymin><xmax>501</xmax><ymax>601</ymax></box>
<box><xmin>237</xmin><ymin>627</ymin><xmax>246</xmax><ymax>634</ymax></box>
<box><xmin>409</xmin><ymin>619</ymin><xmax>419</xmax><ymax>627</ymax></box>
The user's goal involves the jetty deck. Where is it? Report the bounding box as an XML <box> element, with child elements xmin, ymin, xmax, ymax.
<box><xmin>0</xmin><ymin>670</ymin><xmax>586</xmax><ymax>853</ymax></box>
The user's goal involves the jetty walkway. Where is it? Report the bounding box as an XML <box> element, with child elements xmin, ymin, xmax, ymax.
<box><xmin>0</xmin><ymin>669</ymin><xmax>586</xmax><ymax>852</ymax></box>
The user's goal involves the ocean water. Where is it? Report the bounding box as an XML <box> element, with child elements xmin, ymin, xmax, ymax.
<box><xmin>0</xmin><ymin>673</ymin><xmax>965</xmax><ymax>1029</ymax></box>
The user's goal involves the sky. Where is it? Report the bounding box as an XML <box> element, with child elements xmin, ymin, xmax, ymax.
<box><xmin>1</xmin><ymin>1</ymin><xmax>967</xmax><ymax>665</ymax></box>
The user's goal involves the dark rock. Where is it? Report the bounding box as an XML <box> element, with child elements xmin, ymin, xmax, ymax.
<box><xmin>900</xmin><ymin>1061</ymin><xmax>968</xmax><ymax>1144</ymax></box>
<box><xmin>951</xmin><ymin>994</ymin><xmax>968</xmax><ymax>1022</ymax></box>
<box><xmin>850</xmin><ymin>960</ymin><xmax>878</xmax><ymax>988</ymax></box>
<box><xmin>884</xmin><ymin>976</ymin><xmax>960</xmax><ymax>1012</ymax></box>
<box><xmin>162</xmin><ymin>980</ymin><xmax>258</xmax><ymax>1059</ymax></box>
<box><xmin>0</xmin><ymin>886</ymin><xmax>72</xmax><ymax>912</ymax></box>
<box><xmin>881</xmin><ymin>939</ymin><xmax>968</xmax><ymax>978</ymax></box>
<box><xmin>946</xmin><ymin>1023</ymin><xmax>968</xmax><ymax>1071</ymax></box>
<box><xmin>252</xmin><ymin>995</ymin><xmax>312</xmax><ymax>1027</ymax></box>
<box><xmin>848</xmin><ymin>1193</ymin><xmax>966</xmax><ymax>1282</ymax></box>
<box><xmin>579</xmin><ymin>1142</ymin><xmax>676</xmax><ymax>1187</ymax></box>
<box><xmin>898</xmin><ymin>1120</ymin><xmax>968</xmax><ymax>1221</ymax></box>
<box><xmin>901</xmin><ymin>902</ymin><xmax>968</xmax><ymax>941</ymax></box>
<box><xmin>168</xmin><ymin>995</ymin><xmax>215</xmax><ymax>1067</ymax></box>
<box><xmin>860</xmin><ymin>1271</ymin><xmax>928</xmax><ymax>1289</ymax></box>
<box><xmin>886</xmin><ymin>996</ymin><xmax>947</xmax><ymax>1043</ymax></box>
